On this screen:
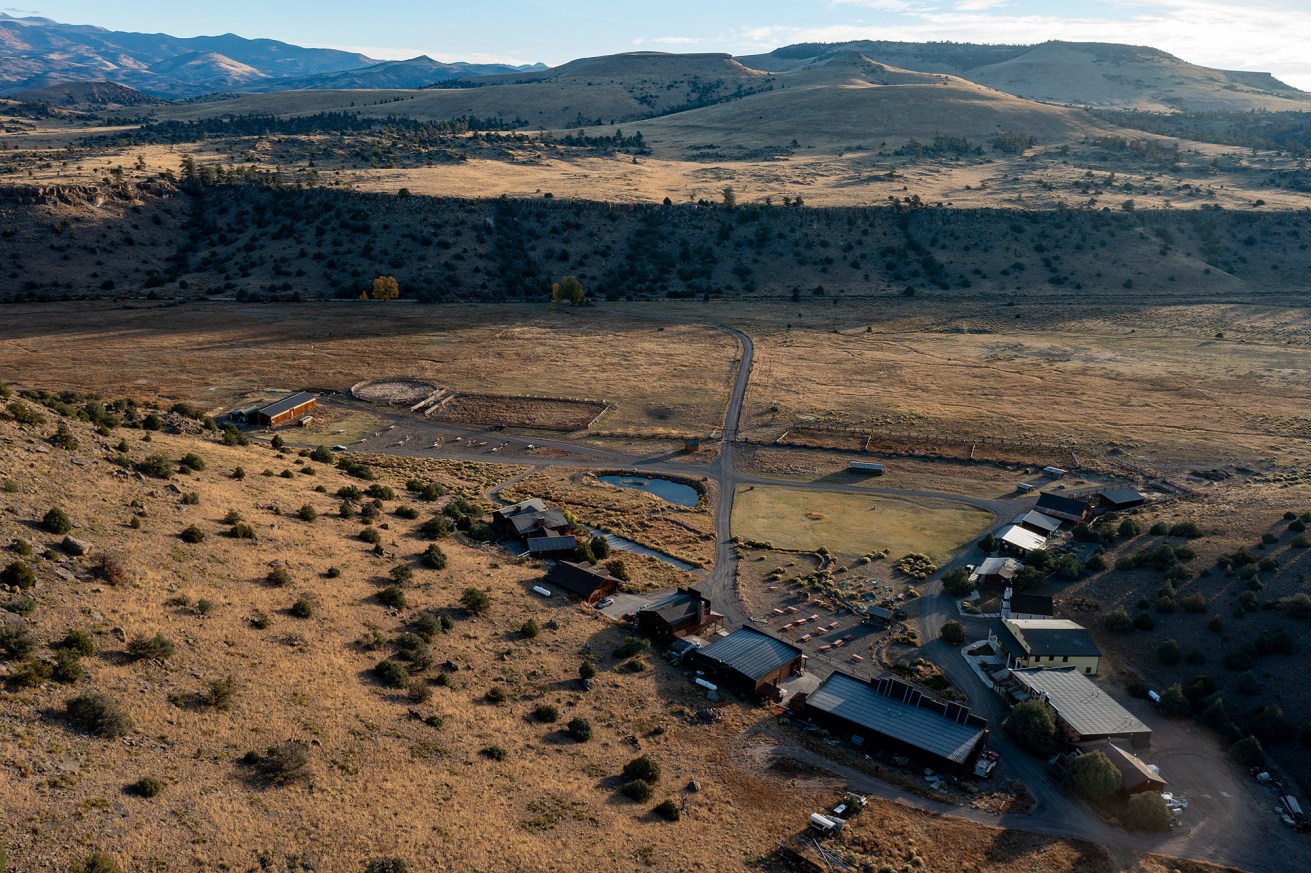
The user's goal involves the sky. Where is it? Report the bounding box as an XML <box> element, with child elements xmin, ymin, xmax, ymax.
<box><xmin>8</xmin><ymin>0</ymin><xmax>1311</xmax><ymax>90</ymax></box>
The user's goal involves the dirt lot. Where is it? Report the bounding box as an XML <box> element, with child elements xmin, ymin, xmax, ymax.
<box><xmin>0</xmin><ymin>302</ymin><xmax>739</xmax><ymax>435</ymax></box>
<box><xmin>732</xmin><ymin>484</ymin><xmax>993</xmax><ymax>563</ymax></box>
<box><xmin>430</xmin><ymin>392</ymin><xmax>610</xmax><ymax>431</ymax></box>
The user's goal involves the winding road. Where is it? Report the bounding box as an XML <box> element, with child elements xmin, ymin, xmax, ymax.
<box><xmin>337</xmin><ymin>317</ymin><xmax>1303</xmax><ymax>873</ymax></box>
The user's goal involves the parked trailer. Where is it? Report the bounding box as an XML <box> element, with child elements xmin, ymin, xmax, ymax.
<box><xmin>1042</xmin><ymin>466</ymin><xmax>1067</xmax><ymax>478</ymax></box>
<box><xmin>532</xmin><ymin>586</ymin><xmax>552</xmax><ymax>597</ymax></box>
<box><xmin>808</xmin><ymin>813</ymin><xmax>844</xmax><ymax>836</ymax></box>
<box><xmin>1016</xmin><ymin>483</ymin><xmax>1035</xmax><ymax>493</ymax></box>
<box><xmin>849</xmin><ymin>462</ymin><xmax>885</xmax><ymax>475</ymax></box>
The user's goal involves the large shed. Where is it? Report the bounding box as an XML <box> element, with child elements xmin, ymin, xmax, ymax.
<box><xmin>798</xmin><ymin>672</ymin><xmax>988</xmax><ymax>777</ymax></box>
<box><xmin>996</xmin><ymin>524</ymin><xmax>1048</xmax><ymax>557</ymax></box>
<box><xmin>1034</xmin><ymin>493</ymin><xmax>1092</xmax><ymax>525</ymax></box>
<box><xmin>253</xmin><ymin>392</ymin><xmax>317</xmax><ymax>428</ymax></box>
<box><xmin>544</xmin><ymin>561</ymin><xmax>618</xmax><ymax>604</ymax></box>
<box><xmin>1011</xmin><ymin>668</ymin><xmax>1152</xmax><ymax>750</ymax></box>
<box><xmin>637</xmin><ymin>587</ymin><xmax>721</xmax><ymax>643</ymax></box>
<box><xmin>690</xmin><ymin>626</ymin><xmax>804</xmax><ymax>698</ymax></box>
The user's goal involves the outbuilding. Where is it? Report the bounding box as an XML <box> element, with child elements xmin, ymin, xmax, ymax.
<box><xmin>1077</xmin><ymin>740</ymin><xmax>1166</xmax><ymax>793</ymax></box>
<box><xmin>690</xmin><ymin>626</ymin><xmax>804</xmax><ymax>699</ymax></box>
<box><xmin>637</xmin><ymin>587</ymin><xmax>722</xmax><ymax>643</ymax></box>
<box><xmin>543</xmin><ymin>561</ymin><xmax>618</xmax><ymax>604</ymax></box>
<box><xmin>973</xmin><ymin>556</ymin><xmax>1022</xmax><ymax>587</ymax></box>
<box><xmin>1002</xmin><ymin>588</ymin><xmax>1054</xmax><ymax>620</ymax></box>
<box><xmin>1098</xmin><ymin>486</ymin><xmax>1147</xmax><ymax>510</ymax></box>
<box><xmin>526</xmin><ymin>535</ymin><xmax>578</xmax><ymax>557</ymax></box>
<box><xmin>1016</xmin><ymin>510</ymin><xmax>1062</xmax><ymax>537</ymax></box>
<box><xmin>796</xmin><ymin>672</ymin><xmax>988</xmax><ymax>777</ymax></box>
<box><xmin>1010</xmin><ymin>668</ymin><xmax>1151</xmax><ymax>749</ymax></box>
<box><xmin>1034</xmin><ymin>493</ymin><xmax>1092</xmax><ymax>525</ymax></box>
<box><xmin>253</xmin><ymin>392</ymin><xmax>317</xmax><ymax>428</ymax></box>
<box><xmin>992</xmin><ymin>618</ymin><xmax>1101</xmax><ymax>674</ymax></box>
<box><xmin>996</xmin><ymin>524</ymin><xmax>1047</xmax><ymax>557</ymax></box>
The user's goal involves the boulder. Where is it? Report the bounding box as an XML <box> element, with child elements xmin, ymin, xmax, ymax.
<box><xmin>61</xmin><ymin>535</ymin><xmax>93</xmax><ymax>556</ymax></box>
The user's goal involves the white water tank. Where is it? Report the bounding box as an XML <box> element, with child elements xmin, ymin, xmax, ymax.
<box><xmin>532</xmin><ymin>586</ymin><xmax>551</xmax><ymax>597</ymax></box>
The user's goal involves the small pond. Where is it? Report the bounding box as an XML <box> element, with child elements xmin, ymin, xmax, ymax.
<box><xmin>598</xmin><ymin>474</ymin><xmax>701</xmax><ymax>508</ymax></box>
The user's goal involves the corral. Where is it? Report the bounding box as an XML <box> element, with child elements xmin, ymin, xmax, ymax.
<box><xmin>428</xmin><ymin>391</ymin><xmax>610</xmax><ymax>431</ymax></box>
<box><xmin>350</xmin><ymin>378</ymin><xmax>441</xmax><ymax>405</ymax></box>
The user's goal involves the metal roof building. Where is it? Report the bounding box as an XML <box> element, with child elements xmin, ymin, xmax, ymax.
<box><xmin>1011</xmin><ymin>668</ymin><xmax>1151</xmax><ymax>749</ymax></box>
<box><xmin>1099</xmin><ymin>486</ymin><xmax>1147</xmax><ymax>510</ymax></box>
<box><xmin>526</xmin><ymin>534</ymin><xmax>578</xmax><ymax>556</ymax></box>
<box><xmin>1035</xmin><ymin>492</ymin><xmax>1092</xmax><ymax>524</ymax></box>
<box><xmin>800</xmin><ymin>672</ymin><xmax>988</xmax><ymax>776</ymax></box>
<box><xmin>690</xmin><ymin>626</ymin><xmax>804</xmax><ymax>698</ymax></box>
<box><xmin>253</xmin><ymin>392</ymin><xmax>317</xmax><ymax>428</ymax></box>
<box><xmin>1016</xmin><ymin>510</ymin><xmax>1062</xmax><ymax>536</ymax></box>
<box><xmin>997</xmin><ymin>524</ymin><xmax>1048</xmax><ymax>556</ymax></box>
<box><xmin>543</xmin><ymin>560</ymin><xmax>618</xmax><ymax>604</ymax></box>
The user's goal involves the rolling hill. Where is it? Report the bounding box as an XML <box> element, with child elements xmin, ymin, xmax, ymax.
<box><xmin>738</xmin><ymin>40</ymin><xmax>1311</xmax><ymax>112</ymax></box>
<box><xmin>7</xmin><ymin>80</ymin><xmax>162</xmax><ymax>108</ymax></box>
<box><xmin>246</xmin><ymin>56</ymin><xmax>542</xmax><ymax>92</ymax></box>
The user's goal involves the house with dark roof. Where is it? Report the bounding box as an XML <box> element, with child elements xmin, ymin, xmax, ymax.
<box><xmin>796</xmin><ymin>672</ymin><xmax>989</xmax><ymax>777</ymax></box>
<box><xmin>690</xmin><ymin>626</ymin><xmax>804</xmax><ymax>699</ymax></box>
<box><xmin>991</xmin><ymin>618</ymin><xmax>1101</xmax><ymax>674</ymax></box>
<box><xmin>1098</xmin><ymin>487</ymin><xmax>1146</xmax><ymax>511</ymax></box>
<box><xmin>1002</xmin><ymin>588</ymin><xmax>1054</xmax><ymax>620</ymax></box>
<box><xmin>1010</xmin><ymin>668</ymin><xmax>1152</xmax><ymax>749</ymax></box>
<box><xmin>525</xmin><ymin>534</ymin><xmax>577</xmax><ymax>557</ymax></box>
<box><xmin>637</xmin><ymin>587</ymin><xmax>721</xmax><ymax>643</ymax></box>
<box><xmin>1016</xmin><ymin>510</ymin><xmax>1062</xmax><ymax>537</ymax></box>
<box><xmin>543</xmin><ymin>561</ymin><xmax>618</xmax><ymax>604</ymax></box>
<box><xmin>252</xmin><ymin>392</ymin><xmax>317</xmax><ymax>428</ymax></box>
<box><xmin>1034</xmin><ymin>493</ymin><xmax>1092</xmax><ymax>525</ymax></box>
<box><xmin>1078</xmin><ymin>741</ymin><xmax>1166</xmax><ymax>793</ymax></box>
<box><xmin>493</xmin><ymin>498</ymin><xmax>571</xmax><ymax>541</ymax></box>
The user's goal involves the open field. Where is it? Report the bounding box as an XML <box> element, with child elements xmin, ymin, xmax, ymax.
<box><xmin>734</xmin><ymin>300</ymin><xmax>1311</xmax><ymax>475</ymax></box>
<box><xmin>430</xmin><ymin>392</ymin><xmax>610</xmax><ymax>431</ymax></box>
<box><xmin>0</xmin><ymin>302</ymin><xmax>739</xmax><ymax>435</ymax></box>
<box><xmin>732</xmin><ymin>485</ymin><xmax>992</xmax><ymax>562</ymax></box>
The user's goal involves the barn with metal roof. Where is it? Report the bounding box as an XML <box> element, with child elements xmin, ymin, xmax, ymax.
<box><xmin>1011</xmin><ymin>668</ymin><xmax>1151</xmax><ymax>749</ymax></box>
<box><xmin>253</xmin><ymin>392</ymin><xmax>317</xmax><ymax>428</ymax></box>
<box><xmin>798</xmin><ymin>672</ymin><xmax>989</xmax><ymax>776</ymax></box>
<box><xmin>690</xmin><ymin>626</ymin><xmax>804</xmax><ymax>698</ymax></box>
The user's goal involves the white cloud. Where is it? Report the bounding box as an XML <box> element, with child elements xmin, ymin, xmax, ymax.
<box><xmin>734</xmin><ymin>0</ymin><xmax>1311</xmax><ymax>91</ymax></box>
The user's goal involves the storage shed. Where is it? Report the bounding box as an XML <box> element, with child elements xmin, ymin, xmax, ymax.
<box><xmin>253</xmin><ymin>392</ymin><xmax>317</xmax><ymax>428</ymax></box>
<box><xmin>798</xmin><ymin>672</ymin><xmax>988</xmax><ymax>777</ymax></box>
<box><xmin>690</xmin><ymin>626</ymin><xmax>804</xmax><ymax>698</ymax></box>
<box><xmin>637</xmin><ymin>587</ymin><xmax>722</xmax><ymax>643</ymax></box>
<box><xmin>1034</xmin><ymin>493</ymin><xmax>1092</xmax><ymax>525</ymax></box>
<box><xmin>543</xmin><ymin>561</ymin><xmax>618</xmax><ymax>604</ymax></box>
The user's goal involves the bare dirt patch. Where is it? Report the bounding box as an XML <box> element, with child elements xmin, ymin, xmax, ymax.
<box><xmin>350</xmin><ymin>378</ymin><xmax>440</xmax><ymax>405</ymax></box>
<box><xmin>430</xmin><ymin>392</ymin><xmax>610</xmax><ymax>431</ymax></box>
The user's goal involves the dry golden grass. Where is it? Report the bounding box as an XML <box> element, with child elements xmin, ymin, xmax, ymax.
<box><xmin>0</xmin><ymin>303</ymin><xmax>738</xmax><ymax>435</ymax></box>
<box><xmin>732</xmin><ymin>485</ymin><xmax>991</xmax><ymax>562</ymax></box>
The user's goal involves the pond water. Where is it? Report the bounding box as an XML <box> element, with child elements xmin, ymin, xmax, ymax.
<box><xmin>598</xmin><ymin>474</ymin><xmax>701</xmax><ymax>508</ymax></box>
<box><xmin>583</xmin><ymin>525</ymin><xmax>698</xmax><ymax>572</ymax></box>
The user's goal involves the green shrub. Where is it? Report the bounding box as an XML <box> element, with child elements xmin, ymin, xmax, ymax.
<box><xmin>421</xmin><ymin>544</ymin><xmax>447</xmax><ymax>569</ymax></box>
<box><xmin>419</xmin><ymin>516</ymin><xmax>452</xmax><ymax>539</ymax></box>
<box><xmin>407</xmin><ymin>683</ymin><xmax>433</xmax><ymax>704</ymax></box>
<box><xmin>179</xmin><ymin>453</ymin><xmax>206</xmax><ymax>472</ymax></box>
<box><xmin>290</xmin><ymin>596</ymin><xmax>314</xmax><ymax>618</ymax></box>
<box><xmin>377</xmin><ymin>586</ymin><xmax>407</xmax><ymax>609</ymax></box>
<box><xmin>73</xmin><ymin>853</ymin><xmax>123</xmax><ymax>873</ymax></box>
<box><xmin>42</xmin><ymin>506</ymin><xmax>73</xmax><ymax>534</ymax></box>
<box><xmin>579</xmin><ymin>661</ymin><xmax>597</xmax><ymax>682</ymax></box>
<box><xmin>1169</xmin><ymin>521</ymin><xmax>1202</xmax><ymax>539</ymax></box>
<box><xmin>374</xmin><ymin>659</ymin><xmax>410</xmax><ymax>688</ymax></box>
<box><xmin>65</xmin><ymin>691</ymin><xmax>133</xmax><ymax>737</ymax></box>
<box><xmin>653</xmin><ymin>799</ymin><xmax>681</xmax><ymax>821</ymax></box>
<box><xmin>253</xmin><ymin>740</ymin><xmax>312</xmax><ymax>784</ymax></box>
<box><xmin>206</xmin><ymin>675</ymin><xmax>237</xmax><ymax>710</ymax></box>
<box><xmin>395</xmin><ymin>505</ymin><xmax>419</xmax><ymax>520</ymax></box>
<box><xmin>486</xmin><ymin>686</ymin><xmax>507</xmax><ymax>704</ymax></box>
<box><xmin>325</xmin><ymin>566</ymin><xmax>341</xmax><ymax>578</ymax></box>
<box><xmin>1065</xmin><ymin>750</ymin><xmax>1121</xmax><ymax>801</ymax></box>
<box><xmin>1133</xmin><ymin>612</ymin><xmax>1155</xmax><ymax>631</ymax></box>
<box><xmin>179</xmin><ymin>525</ymin><xmax>205</xmax><ymax>544</ymax></box>
<box><xmin>622</xmin><ymin>779</ymin><xmax>653</xmax><ymax>801</ymax></box>
<box><xmin>1231</xmin><ymin>735</ymin><xmax>1265</xmax><ymax>767</ymax></box>
<box><xmin>1149</xmin><ymin>522</ymin><xmax>1169</xmax><ymax>535</ymax></box>
<box><xmin>1103</xmin><ymin>607</ymin><xmax>1132</xmax><ymax>633</ymax></box>
<box><xmin>359</xmin><ymin>527</ymin><xmax>382</xmax><ymax>545</ymax></box>
<box><xmin>266</xmin><ymin>567</ymin><xmax>291</xmax><ymax>587</ymax></box>
<box><xmin>615</xmin><ymin>636</ymin><xmax>650</xmax><ymax>659</ymax></box>
<box><xmin>230</xmin><ymin>522</ymin><xmax>256</xmax><ymax>540</ymax></box>
<box><xmin>59</xmin><ymin>629</ymin><xmax>94</xmax><ymax>656</ymax></box>
<box><xmin>519</xmin><ymin>619</ymin><xmax>540</xmax><ymax>639</ymax></box>
<box><xmin>941</xmin><ymin>567</ymin><xmax>974</xmax><ymax>597</ymax></box>
<box><xmin>461</xmin><ymin>587</ymin><xmax>491</xmax><ymax>615</ymax></box>
<box><xmin>297</xmin><ymin>504</ymin><xmax>318</xmax><ymax>522</ymax></box>
<box><xmin>940</xmin><ymin>620</ymin><xmax>966</xmax><ymax>645</ymax></box>
<box><xmin>1</xmin><ymin>560</ymin><xmax>34</xmax><ymax>590</ymax></box>
<box><xmin>132</xmin><ymin>776</ymin><xmax>163</xmax><ymax>798</ymax></box>
<box><xmin>52</xmin><ymin>649</ymin><xmax>83</xmax><ymax>683</ymax></box>
<box><xmin>126</xmin><ymin>633</ymin><xmax>175</xmax><ymax>661</ymax></box>
<box><xmin>481</xmin><ymin>745</ymin><xmax>507</xmax><ymax>761</ymax></box>
<box><xmin>365</xmin><ymin>860</ymin><xmax>409</xmax><ymax>873</ymax></box>
<box><xmin>567</xmin><ymin>717</ymin><xmax>593</xmax><ymax>741</ymax></box>
<box><xmin>1157</xmin><ymin>639</ymin><xmax>1181</xmax><ymax>664</ymax></box>
<box><xmin>366</xmin><ymin>484</ymin><xmax>395</xmax><ymax>501</ymax></box>
<box><xmin>622</xmin><ymin>755</ymin><xmax>661</xmax><ymax>784</ymax></box>
<box><xmin>135</xmin><ymin>453</ymin><xmax>173</xmax><ymax>479</ymax></box>
<box><xmin>534</xmin><ymin>704</ymin><xmax>559</xmax><ymax>723</ymax></box>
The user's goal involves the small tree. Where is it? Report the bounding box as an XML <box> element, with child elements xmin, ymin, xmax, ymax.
<box><xmin>622</xmin><ymin>755</ymin><xmax>661</xmax><ymax>784</ymax></box>
<box><xmin>126</xmin><ymin>633</ymin><xmax>175</xmax><ymax>661</ymax></box>
<box><xmin>567</xmin><ymin>716</ymin><xmax>593</xmax><ymax>741</ymax></box>
<box><xmin>1065</xmin><ymin>750</ymin><xmax>1121</xmax><ymax>801</ymax></box>
<box><xmin>371</xmin><ymin>275</ymin><xmax>400</xmax><ymax>301</ymax></box>
<box><xmin>1</xmin><ymin>560</ymin><xmax>35</xmax><ymax>590</ymax></box>
<box><xmin>721</xmin><ymin>185</ymin><xmax>737</xmax><ymax>208</ymax></box>
<box><xmin>1231</xmin><ymin>735</ymin><xmax>1264</xmax><ymax>767</ymax></box>
<box><xmin>179</xmin><ymin>525</ymin><xmax>205</xmax><ymax>544</ymax></box>
<box><xmin>941</xmin><ymin>567</ymin><xmax>974</xmax><ymax>597</ymax></box>
<box><xmin>43</xmin><ymin>506</ymin><xmax>73</xmax><ymax>534</ymax></box>
<box><xmin>1103</xmin><ymin>607</ymin><xmax>1133</xmax><ymax>633</ymax></box>
<box><xmin>1007</xmin><ymin>700</ymin><xmax>1058</xmax><ymax>756</ymax></box>
<box><xmin>550</xmin><ymin>275</ymin><xmax>585</xmax><ymax>304</ymax></box>
<box><xmin>940</xmin><ymin>620</ymin><xmax>966</xmax><ymax>645</ymax></box>
<box><xmin>421</xmin><ymin>544</ymin><xmax>447</xmax><ymax>569</ymax></box>
<box><xmin>65</xmin><ymin>691</ymin><xmax>133</xmax><ymax>737</ymax></box>
<box><xmin>460</xmin><ymin>587</ymin><xmax>491</xmax><ymax>615</ymax></box>
<box><xmin>1126</xmin><ymin>792</ymin><xmax>1173</xmax><ymax>831</ymax></box>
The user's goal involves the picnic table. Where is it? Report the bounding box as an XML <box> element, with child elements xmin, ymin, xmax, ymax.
<box><xmin>799</xmin><ymin>634</ymin><xmax>812</xmax><ymax>643</ymax></box>
<box><xmin>850</xmin><ymin>654</ymin><xmax>865</xmax><ymax>662</ymax></box>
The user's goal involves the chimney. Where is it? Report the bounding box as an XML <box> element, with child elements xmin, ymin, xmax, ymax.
<box><xmin>696</xmin><ymin>594</ymin><xmax>706</xmax><ymax>626</ymax></box>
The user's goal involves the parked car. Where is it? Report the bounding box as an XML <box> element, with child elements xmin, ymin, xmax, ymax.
<box><xmin>594</xmin><ymin>597</ymin><xmax>614</xmax><ymax>610</ymax></box>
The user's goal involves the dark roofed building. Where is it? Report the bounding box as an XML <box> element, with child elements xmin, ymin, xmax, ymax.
<box><xmin>992</xmin><ymin>618</ymin><xmax>1101</xmax><ymax>674</ymax></box>
<box><xmin>1011</xmin><ymin>668</ymin><xmax>1152</xmax><ymax>749</ymax></box>
<box><xmin>637</xmin><ymin>587</ymin><xmax>721</xmax><ymax>643</ymax></box>
<box><xmin>493</xmin><ymin>498</ymin><xmax>571</xmax><ymax>541</ymax></box>
<box><xmin>1077</xmin><ymin>741</ymin><xmax>1166</xmax><ymax>793</ymax></box>
<box><xmin>544</xmin><ymin>561</ymin><xmax>619</xmax><ymax>604</ymax></box>
<box><xmin>526</xmin><ymin>534</ymin><xmax>577</xmax><ymax>557</ymax></box>
<box><xmin>973</xmin><ymin>557</ymin><xmax>1022</xmax><ymax>586</ymax></box>
<box><xmin>1003</xmin><ymin>589</ymin><xmax>1054</xmax><ymax>620</ymax></box>
<box><xmin>1099</xmin><ymin>487</ymin><xmax>1146</xmax><ymax>510</ymax></box>
<box><xmin>797</xmin><ymin>672</ymin><xmax>988</xmax><ymax>777</ymax></box>
<box><xmin>493</xmin><ymin>499</ymin><xmax>547</xmax><ymax>523</ymax></box>
<box><xmin>253</xmin><ymin>392</ymin><xmax>317</xmax><ymax>428</ymax></box>
<box><xmin>1016</xmin><ymin>510</ymin><xmax>1062</xmax><ymax>537</ymax></box>
<box><xmin>1034</xmin><ymin>493</ymin><xmax>1092</xmax><ymax>525</ymax></box>
<box><xmin>690</xmin><ymin>626</ymin><xmax>804</xmax><ymax>698</ymax></box>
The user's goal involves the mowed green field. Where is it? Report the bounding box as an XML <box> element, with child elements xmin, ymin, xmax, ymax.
<box><xmin>732</xmin><ymin>485</ymin><xmax>992</xmax><ymax>561</ymax></box>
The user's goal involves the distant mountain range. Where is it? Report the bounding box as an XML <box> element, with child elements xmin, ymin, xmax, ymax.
<box><xmin>0</xmin><ymin>13</ymin><xmax>543</xmax><ymax>97</ymax></box>
<box><xmin>1</xmin><ymin>13</ymin><xmax>1307</xmax><ymax>113</ymax></box>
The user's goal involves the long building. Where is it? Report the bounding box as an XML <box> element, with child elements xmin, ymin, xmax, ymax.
<box><xmin>798</xmin><ymin>672</ymin><xmax>989</xmax><ymax>777</ymax></box>
<box><xmin>251</xmin><ymin>391</ymin><xmax>317</xmax><ymax>428</ymax></box>
<box><xmin>689</xmin><ymin>626</ymin><xmax>804</xmax><ymax>699</ymax></box>
<box><xmin>991</xmin><ymin>617</ymin><xmax>1101</xmax><ymax>675</ymax></box>
<box><xmin>1010</xmin><ymin>668</ymin><xmax>1152</xmax><ymax>750</ymax></box>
